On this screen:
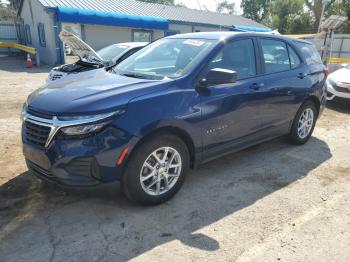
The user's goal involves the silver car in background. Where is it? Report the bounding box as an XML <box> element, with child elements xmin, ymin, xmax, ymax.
<box><xmin>326</xmin><ymin>63</ymin><xmax>350</xmax><ymax>101</ymax></box>
<box><xmin>47</xmin><ymin>30</ymin><xmax>147</xmax><ymax>83</ymax></box>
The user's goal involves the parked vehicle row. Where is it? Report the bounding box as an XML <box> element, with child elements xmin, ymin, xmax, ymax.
<box><xmin>21</xmin><ymin>32</ymin><xmax>327</xmax><ymax>205</ymax></box>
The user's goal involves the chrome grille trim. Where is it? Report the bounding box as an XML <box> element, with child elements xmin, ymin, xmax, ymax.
<box><xmin>22</xmin><ymin>110</ymin><xmax>117</xmax><ymax>148</ymax></box>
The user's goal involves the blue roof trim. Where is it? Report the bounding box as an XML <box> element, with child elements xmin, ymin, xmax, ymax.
<box><xmin>233</xmin><ymin>25</ymin><xmax>272</xmax><ymax>32</ymax></box>
<box><xmin>56</xmin><ymin>7</ymin><xmax>169</xmax><ymax>30</ymax></box>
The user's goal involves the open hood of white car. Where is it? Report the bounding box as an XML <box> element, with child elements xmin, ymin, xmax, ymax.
<box><xmin>59</xmin><ymin>30</ymin><xmax>105</xmax><ymax>64</ymax></box>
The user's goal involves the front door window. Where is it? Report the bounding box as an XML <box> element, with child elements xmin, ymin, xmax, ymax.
<box><xmin>207</xmin><ymin>39</ymin><xmax>257</xmax><ymax>80</ymax></box>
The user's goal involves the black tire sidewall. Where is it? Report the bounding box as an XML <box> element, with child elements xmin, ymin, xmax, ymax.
<box><xmin>123</xmin><ymin>134</ymin><xmax>189</xmax><ymax>205</ymax></box>
<box><xmin>289</xmin><ymin>101</ymin><xmax>317</xmax><ymax>145</ymax></box>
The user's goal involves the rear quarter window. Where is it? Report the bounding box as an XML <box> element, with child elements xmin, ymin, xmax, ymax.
<box><xmin>294</xmin><ymin>41</ymin><xmax>322</xmax><ymax>65</ymax></box>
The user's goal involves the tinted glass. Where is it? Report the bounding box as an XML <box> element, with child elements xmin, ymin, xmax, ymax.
<box><xmin>261</xmin><ymin>39</ymin><xmax>290</xmax><ymax>73</ymax></box>
<box><xmin>294</xmin><ymin>41</ymin><xmax>322</xmax><ymax>64</ymax></box>
<box><xmin>97</xmin><ymin>44</ymin><xmax>129</xmax><ymax>61</ymax></box>
<box><xmin>116</xmin><ymin>38</ymin><xmax>216</xmax><ymax>79</ymax></box>
<box><xmin>208</xmin><ymin>39</ymin><xmax>256</xmax><ymax>80</ymax></box>
<box><xmin>288</xmin><ymin>45</ymin><xmax>301</xmax><ymax>68</ymax></box>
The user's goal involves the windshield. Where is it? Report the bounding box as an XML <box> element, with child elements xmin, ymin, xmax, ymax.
<box><xmin>115</xmin><ymin>38</ymin><xmax>216</xmax><ymax>80</ymax></box>
<box><xmin>97</xmin><ymin>44</ymin><xmax>129</xmax><ymax>61</ymax></box>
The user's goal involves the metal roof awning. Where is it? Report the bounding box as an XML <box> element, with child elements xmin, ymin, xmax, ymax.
<box><xmin>56</xmin><ymin>7</ymin><xmax>169</xmax><ymax>30</ymax></box>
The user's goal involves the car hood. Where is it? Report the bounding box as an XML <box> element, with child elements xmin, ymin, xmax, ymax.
<box><xmin>27</xmin><ymin>69</ymin><xmax>173</xmax><ymax>115</ymax></box>
<box><xmin>59</xmin><ymin>30</ymin><xmax>105</xmax><ymax>64</ymax></box>
<box><xmin>328</xmin><ymin>67</ymin><xmax>350</xmax><ymax>83</ymax></box>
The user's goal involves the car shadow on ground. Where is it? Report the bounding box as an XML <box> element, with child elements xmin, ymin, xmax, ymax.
<box><xmin>0</xmin><ymin>136</ymin><xmax>331</xmax><ymax>261</ymax></box>
<box><xmin>0</xmin><ymin>55</ymin><xmax>51</xmax><ymax>73</ymax></box>
<box><xmin>327</xmin><ymin>99</ymin><xmax>350</xmax><ymax>114</ymax></box>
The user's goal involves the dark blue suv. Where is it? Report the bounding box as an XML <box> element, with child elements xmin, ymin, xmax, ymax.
<box><xmin>22</xmin><ymin>32</ymin><xmax>327</xmax><ymax>205</ymax></box>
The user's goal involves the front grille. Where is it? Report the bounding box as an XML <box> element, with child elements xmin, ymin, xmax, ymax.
<box><xmin>24</xmin><ymin>121</ymin><xmax>51</xmax><ymax>147</ymax></box>
<box><xmin>334</xmin><ymin>85</ymin><xmax>350</xmax><ymax>93</ymax></box>
<box><xmin>27</xmin><ymin>108</ymin><xmax>52</xmax><ymax>119</ymax></box>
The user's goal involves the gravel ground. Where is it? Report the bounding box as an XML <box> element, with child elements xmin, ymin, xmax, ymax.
<box><xmin>0</xmin><ymin>55</ymin><xmax>349</xmax><ymax>262</ymax></box>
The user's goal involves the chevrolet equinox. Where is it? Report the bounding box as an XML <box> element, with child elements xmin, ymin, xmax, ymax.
<box><xmin>22</xmin><ymin>32</ymin><xmax>327</xmax><ymax>205</ymax></box>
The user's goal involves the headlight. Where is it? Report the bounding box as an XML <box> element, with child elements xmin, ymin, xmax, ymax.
<box><xmin>326</xmin><ymin>78</ymin><xmax>335</xmax><ymax>87</ymax></box>
<box><xmin>58</xmin><ymin>110</ymin><xmax>124</xmax><ymax>136</ymax></box>
<box><xmin>20</xmin><ymin>102</ymin><xmax>27</xmax><ymax>121</ymax></box>
<box><xmin>61</xmin><ymin>122</ymin><xmax>108</xmax><ymax>136</ymax></box>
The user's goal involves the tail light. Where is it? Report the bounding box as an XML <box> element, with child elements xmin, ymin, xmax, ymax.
<box><xmin>324</xmin><ymin>67</ymin><xmax>329</xmax><ymax>77</ymax></box>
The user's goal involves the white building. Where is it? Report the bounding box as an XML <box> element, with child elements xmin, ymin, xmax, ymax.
<box><xmin>18</xmin><ymin>0</ymin><xmax>271</xmax><ymax>65</ymax></box>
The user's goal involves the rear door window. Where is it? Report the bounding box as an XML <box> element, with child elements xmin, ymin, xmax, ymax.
<box><xmin>288</xmin><ymin>45</ymin><xmax>301</xmax><ymax>68</ymax></box>
<box><xmin>294</xmin><ymin>41</ymin><xmax>322</xmax><ymax>65</ymax></box>
<box><xmin>208</xmin><ymin>38</ymin><xmax>257</xmax><ymax>80</ymax></box>
<box><xmin>260</xmin><ymin>39</ymin><xmax>290</xmax><ymax>74</ymax></box>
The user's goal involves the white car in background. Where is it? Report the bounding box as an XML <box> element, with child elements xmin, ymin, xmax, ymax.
<box><xmin>326</xmin><ymin>63</ymin><xmax>350</xmax><ymax>101</ymax></box>
<box><xmin>47</xmin><ymin>30</ymin><xmax>148</xmax><ymax>83</ymax></box>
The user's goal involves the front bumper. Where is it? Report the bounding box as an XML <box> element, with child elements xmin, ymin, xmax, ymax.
<box><xmin>23</xmin><ymin>126</ymin><xmax>135</xmax><ymax>187</ymax></box>
<box><xmin>326</xmin><ymin>82</ymin><xmax>350</xmax><ymax>100</ymax></box>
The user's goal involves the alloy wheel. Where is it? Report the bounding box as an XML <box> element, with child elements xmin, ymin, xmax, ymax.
<box><xmin>140</xmin><ymin>147</ymin><xmax>182</xmax><ymax>196</ymax></box>
<box><xmin>297</xmin><ymin>108</ymin><xmax>314</xmax><ymax>139</ymax></box>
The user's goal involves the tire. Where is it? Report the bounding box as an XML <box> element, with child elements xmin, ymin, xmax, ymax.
<box><xmin>288</xmin><ymin>100</ymin><xmax>318</xmax><ymax>145</ymax></box>
<box><xmin>122</xmin><ymin>133</ymin><xmax>190</xmax><ymax>205</ymax></box>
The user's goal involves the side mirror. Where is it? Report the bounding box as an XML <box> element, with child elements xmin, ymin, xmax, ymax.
<box><xmin>199</xmin><ymin>68</ymin><xmax>237</xmax><ymax>88</ymax></box>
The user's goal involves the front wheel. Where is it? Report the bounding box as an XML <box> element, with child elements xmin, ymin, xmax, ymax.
<box><xmin>122</xmin><ymin>134</ymin><xmax>189</xmax><ymax>205</ymax></box>
<box><xmin>288</xmin><ymin>101</ymin><xmax>317</xmax><ymax>145</ymax></box>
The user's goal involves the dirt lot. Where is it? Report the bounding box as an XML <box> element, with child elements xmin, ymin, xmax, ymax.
<box><xmin>0</xmin><ymin>55</ymin><xmax>349</xmax><ymax>262</ymax></box>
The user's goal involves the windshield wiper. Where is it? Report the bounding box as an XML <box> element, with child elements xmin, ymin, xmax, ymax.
<box><xmin>120</xmin><ymin>72</ymin><xmax>148</xmax><ymax>79</ymax></box>
<box><xmin>120</xmin><ymin>72</ymin><xmax>163</xmax><ymax>80</ymax></box>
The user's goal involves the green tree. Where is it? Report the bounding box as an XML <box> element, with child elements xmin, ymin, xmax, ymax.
<box><xmin>0</xmin><ymin>3</ymin><xmax>16</xmax><ymax>20</ymax></box>
<box><xmin>241</xmin><ymin>0</ymin><xmax>270</xmax><ymax>23</ymax></box>
<box><xmin>289</xmin><ymin>12</ymin><xmax>315</xmax><ymax>33</ymax></box>
<box><xmin>216</xmin><ymin>0</ymin><xmax>235</xmax><ymax>14</ymax></box>
<box><xmin>325</xmin><ymin>0</ymin><xmax>350</xmax><ymax>33</ymax></box>
<box><xmin>270</xmin><ymin>0</ymin><xmax>306</xmax><ymax>34</ymax></box>
<box><xmin>304</xmin><ymin>0</ymin><xmax>339</xmax><ymax>31</ymax></box>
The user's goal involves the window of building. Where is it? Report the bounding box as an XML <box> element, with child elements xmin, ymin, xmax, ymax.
<box><xmin>132</xmin><ymin>30</ymin><xmax>152</xmax><ymax>42</ymax></box>
<box><xmin>165</xmin><ymin>30</ymin><xmax>179</xmax><ymax>36</ymax></box>
<box><xmin>24</xmin><ymin>24</ymin><xmax>32</xmax><ymax>45</ymax></box>
<box><xmin>261</xmin><ymin>39</ymin><xmax>290</xmax><ymax>74</ymax></box>
<box><xmin>37</xmin><ymin>23</ymin><xmax>46</xmax><ymax>47</ymax></box>
<box><xmin>207</xmin><ymin>38</ymin><xmax>257</xmax><ymax>80</ymax></box>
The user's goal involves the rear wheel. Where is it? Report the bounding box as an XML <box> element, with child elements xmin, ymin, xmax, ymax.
<box><xmin>288</xmin><ymin>101</ymin><xmax>317</xmax><ymax>145</ymax></box>
<box><xmin>122</xmin><ymin>134</ymin><xmax>189</xmax><ymax>205</ymax></box>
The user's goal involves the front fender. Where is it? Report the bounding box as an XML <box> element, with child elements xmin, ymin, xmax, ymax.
<box><xmin>115</xmin><ymin>86</ymin><xmax>203</xmax><ymax>156</ymax></box>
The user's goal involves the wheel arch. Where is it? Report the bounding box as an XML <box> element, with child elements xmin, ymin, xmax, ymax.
<box><xmin>306</xmin><ymin>95</ymin><xmax>321</xmax><ymax>116</ymax></box>
<box><xmin>129</xmin><ymin>126</ymin><xmax>197</xmax><ymax>169</ymax></box>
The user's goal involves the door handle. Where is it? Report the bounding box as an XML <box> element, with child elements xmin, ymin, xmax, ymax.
<box><xmin>250</xmin><ymin>82</ymin><xmax>264</xmax><ymax>90</ymax></box>
<box><xmin>297</xmin><ymin>73</ymin><xmax>307</xmax><ymax>79</ymax></box>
